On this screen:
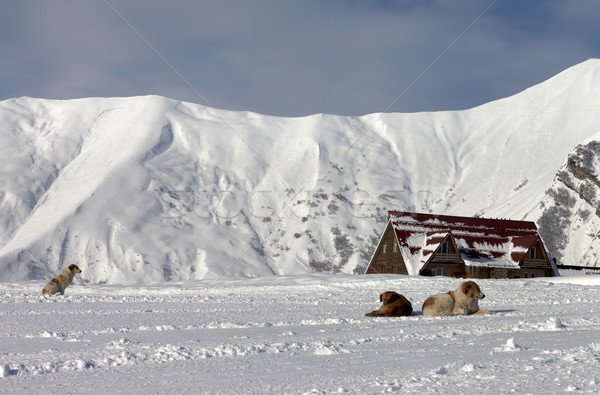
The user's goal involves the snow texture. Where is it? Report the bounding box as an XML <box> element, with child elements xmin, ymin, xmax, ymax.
<box><xmin>0</xmin><ymin>275</ymin><xmax>599</xmax><ymax>393</ymax></box>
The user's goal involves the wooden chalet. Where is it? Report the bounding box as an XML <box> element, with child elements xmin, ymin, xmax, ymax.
<box><xmin>365</xmin><ymin>211</ymin><xmax>557</xmax><ymax>279</ymax></box>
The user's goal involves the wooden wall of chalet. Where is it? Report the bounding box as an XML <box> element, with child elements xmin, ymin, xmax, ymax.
<box><xmin>365</xmin><ymin>223</ymin><xmax>408</xmax><ymax>275</ymax></box>
<box><xmin>466</xmin><ymin>266</ymin><xmax>493</xmax><ymax>278</ymax></box>
<box><xmin>467</xmin><ymin>266</ymin><xmax>553</xmax><ymax>279</ymax></box>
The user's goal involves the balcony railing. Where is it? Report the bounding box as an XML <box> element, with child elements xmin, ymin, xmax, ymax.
<box><xmin>432</xmin><ymin>253</ymin><xmax>462</xmax><ymax>262</ymax></box>
<box><xmin>522</xmin><ymin>258</ymin><xmax>549</xmax><ymax>267</ymax></box>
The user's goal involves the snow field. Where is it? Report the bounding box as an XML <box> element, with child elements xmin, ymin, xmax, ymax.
<box><xmin>1</xmin><ymin>274</ymin><xmax>599</xmax><ymax>394</ymax></box>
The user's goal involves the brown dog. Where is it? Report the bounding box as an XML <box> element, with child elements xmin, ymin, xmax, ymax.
<box><xmin>42</xmin><ymin>264</ymin><xmax>82</xmax><ymax>295</ymax></box>
<box><xmin>365</xmin><ymin>291</ymin><xmax>413</xmax><ymax>317</ymax></box>
<box><xmin>422</xmin><ymin>280</ymin><xmax>494</xmax><ymax>316</ymax></box>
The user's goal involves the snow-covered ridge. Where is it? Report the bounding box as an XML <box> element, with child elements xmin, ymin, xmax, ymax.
<box><xmin>1</xmin><ymin>59</ymin><xmax>600</xmax><ymax>283</ymax></box>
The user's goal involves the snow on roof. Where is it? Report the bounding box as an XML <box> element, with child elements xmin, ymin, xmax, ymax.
<box><xmin>389</xmin><ymin>211</ymin><xmax>542</xmax><ymax>274</ymax></box>
<box><xmin>398</xmin><ymin>232</ymin><xmax>427</xmax><ymax>275</ymax></box>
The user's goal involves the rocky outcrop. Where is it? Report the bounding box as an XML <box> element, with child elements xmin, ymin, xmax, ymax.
<box><xmin>535</xmin><ymin>139</ymin><xmax>600</xmax><ymax>267</ymax></box>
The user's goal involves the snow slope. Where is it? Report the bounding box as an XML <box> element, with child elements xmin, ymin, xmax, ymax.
<box><xmin>2</xmin><ymin>59</ymin><xmax>600</xmax><ymax>283</ymax></box>
<box><xmin>1</xmin><ymin>275</ymin><xmax>599</xmax><ymax>393</ymax></box>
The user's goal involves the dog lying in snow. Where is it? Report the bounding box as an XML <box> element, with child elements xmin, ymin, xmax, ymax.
<box><xmin>365</xmin><ymin>291</ymin><xmax>413</xmax><ymax>317</ymax></box>
<box><xmin>422</xmin><ymin>280</ymin><xmax>494</xmax><ymax>316</ymax></box>
<box><xmin>42</xmin><ymin>264</ymin><xmax>82</xmax><ymax>295</ymax></box>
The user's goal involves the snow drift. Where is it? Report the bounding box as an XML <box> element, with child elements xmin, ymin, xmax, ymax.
<box><xmin>1</xmin><ymin>59</ymin><xmax>600</xmax><ymax>283</ymax></box>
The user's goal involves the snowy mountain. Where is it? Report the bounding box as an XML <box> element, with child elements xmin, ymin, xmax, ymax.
<box><xmin>1</xmin><ymin>59</ymin><xmax>600</xmax><ymax>283</ymax></box>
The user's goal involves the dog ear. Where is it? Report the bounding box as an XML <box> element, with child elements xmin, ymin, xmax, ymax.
<box><xmin>464</xmin><ymin>281</ymin><xmax>483</xmax><ymax>298</ymax></box>
<box><xmin>379</xmin><ymin>293</ymin><xmax>384</xmax><ymax>302</ymax></box>
<box><xmin>462</xmin><ymin>282</ymin><xmax>474</xmax><ymax>297</ymax></box>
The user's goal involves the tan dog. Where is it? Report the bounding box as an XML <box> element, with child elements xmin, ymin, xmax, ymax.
<box><xmin>422</xmin><ymin>280</ymin><xmax>494</xmax><ymax>316</ymax></box>
<box><xmin>365</xmin><ymin>291</ymin><xmax>413</xmax><ymax>317</ymax></box>
<box><xmin>42</xmin><ymin>264</ymin><xmax>82</xmax><ymax>295</ymax></box>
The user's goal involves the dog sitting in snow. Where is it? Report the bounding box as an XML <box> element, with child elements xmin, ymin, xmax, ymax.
<box><xmin>365</xmin><ymin>291</ymin><xmax>413</xmax><ymax>317</ymax></box>
<box><xmin>42</xmin><ymin>264</ymin><xmax>82</xmax><ymax>295</ymax></box>
<box><xmin>422</xmin><ymin>280</ymin><xmax>494</xmax><ymax>316</ymax></box>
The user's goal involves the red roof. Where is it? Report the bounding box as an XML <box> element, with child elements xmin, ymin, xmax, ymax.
<box><xmin>388</xmin><ymin>211</ymin><xmax>544</xmax><ymax>274</ymax></box>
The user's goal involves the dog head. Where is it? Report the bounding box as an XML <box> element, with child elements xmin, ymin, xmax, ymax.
<box><xmin>68</xmin><ymin>264</ymin><xmax>82</xmax><ymax>274</ymax></box>
<box><xmin>460</xmin><ymin>281</ymin><xmax>485</xmax><ymax>299</ymax></box>
<box><xmin>379</xmin><ymin>291</ymin><xmax>402</xmax><ymax>305</ymax></box>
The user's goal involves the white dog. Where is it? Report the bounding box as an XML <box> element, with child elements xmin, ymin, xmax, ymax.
<box><xmin>42</xmin><ymin>264</ymin><xmax>82</xmax><ymax>295</ymax></box>
<box><xmin>422</xmin><ymin>280</ymin><xmax>494</xmax><ymax>316</ymax></box>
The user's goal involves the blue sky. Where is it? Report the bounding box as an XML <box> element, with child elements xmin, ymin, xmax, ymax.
<box><xmin>1</xmin><ymin>0</ymin><xmax>599</xmax><ymax>116</ymax></box>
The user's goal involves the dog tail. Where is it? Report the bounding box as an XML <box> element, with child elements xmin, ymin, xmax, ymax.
<box><xmin>365</xmin><ymin>311</ymin><xmax>383</xmax><ymax>317</ymax></box>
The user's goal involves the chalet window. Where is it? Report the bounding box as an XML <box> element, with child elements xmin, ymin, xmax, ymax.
<box><xmin>530</xmin><ymin>273</ymin><xmax>536</xmax><ymax>278</ymax></box>
<box><xmin>524</xmin><ymin>272</ymin><xmax>529</xmax><ymax>278</ymax></box>
<box><xmin>440</xmin><ymin>241</ymin><xmax>450</xmax><ymax>254</ymax></box>
<box><xmin>528</xmin><ymin>247</ymin><xmax>537</xmax><ymax>259</ymax></box>
<box><xmin>435</xmin><ymin>267</ymin><xmax>449</xmax><ymax>276</ymax></box>
<box><xmin>383</xmin><ymin>241</ymin><xmax>398</xmax><ymax>254</ymax></box>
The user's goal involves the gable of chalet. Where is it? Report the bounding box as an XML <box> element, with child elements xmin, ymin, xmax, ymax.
<box><xmin>365</xmin><ymin>211</ymin><xmax>557</xmax><ymax>278</ymax></box>
<box><xmin>364</xmin><ymin>220</ymin><xmax>408</xmax><ymax>275</ymax></box>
